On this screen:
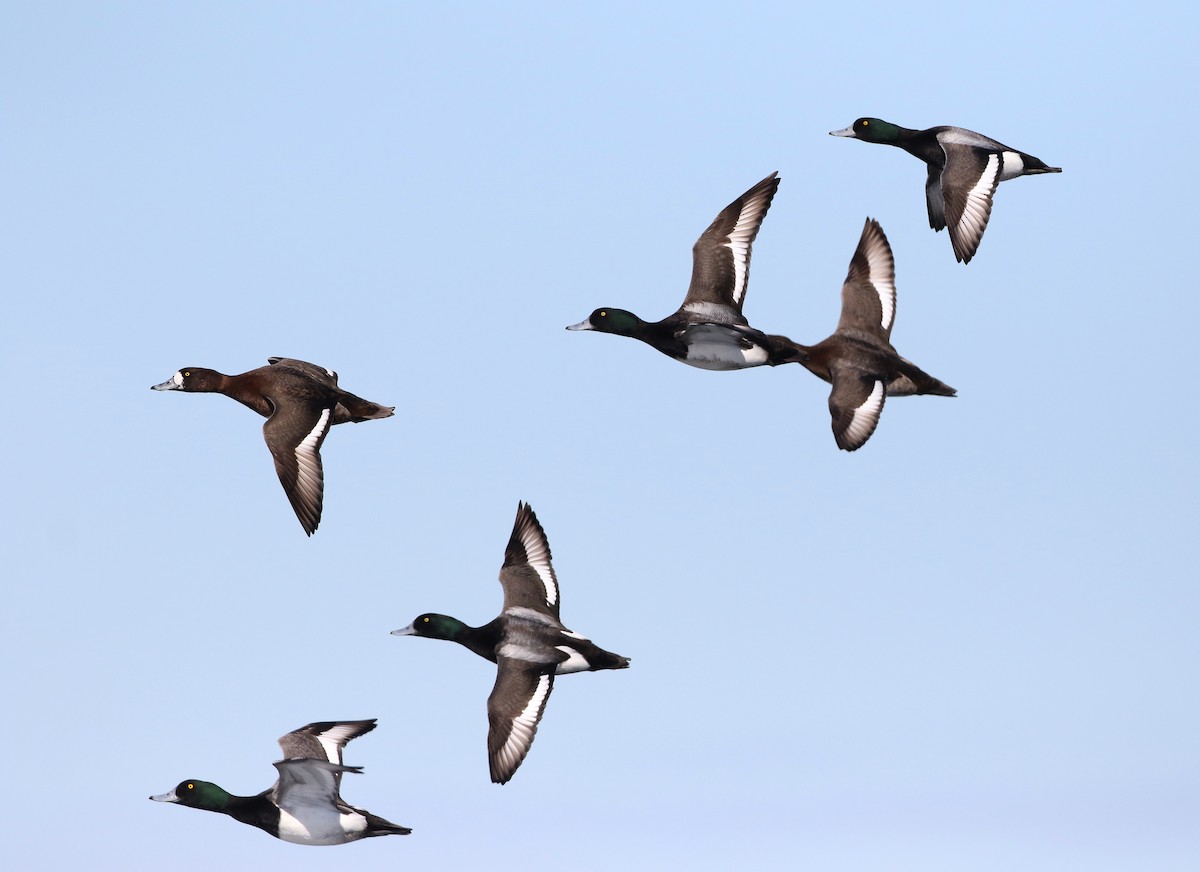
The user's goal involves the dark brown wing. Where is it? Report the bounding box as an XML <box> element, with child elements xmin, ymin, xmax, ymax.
<box><xmin>498</xmin><ymin>502</ymin><xmax>560</xmax><ymax>619</ymax></box>
<box><xmin>682</xmin><ymin>173</ymin><xmax>779</xmax><ymax>314</ymax></box>
<box><xmin>828</xmin><ymin>365</ymin><xmax>887</xmax><ymax>451</ymax></box>
<box><xmin>940</xmin><ymin>144</ymin><xmax>1001</xmax><ymax>264</ymax></box>
<box><xmin>487</xmin><ymin>664</ymin><xmax>554</xmax><ymax>784</ymax></box>
<box><xmin>836</xmin><ymin>218</ymin><xmax>897</xmax><ymax>343</ymax></box>
<box><xmin>262</xmin><ymin>400</ymin><xmax>333</xmax><ymax>535</ymax></box>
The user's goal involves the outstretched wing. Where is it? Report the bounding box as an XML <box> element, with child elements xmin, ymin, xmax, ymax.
<box><xmin>499</xmin><ymin>502</ymin><xmax>561</xmax><ymax>619</ymax></box>
<box><xmin>828</xmin><ymin>366</ymin><xmax>887</xmax><ymax>452</ymax></box>
<box><xmin>277</xmin><ymin>720</ymin><xmax>377</xmax><ymax>795</ymax></box>
<box><xmin>263</xmin><ymin>400</ymin><xmax>333</xmax><ymax>535</ymax></box>
<box><xmin>940</xmin><ymin>144</ymin><xmax>1001</xmax><ymax>264</ymax></box>
<box><xmin>273</xmin><ymin>758</ymin><xmax>362</xmax><ymax>813</ymax></box>
<box><xmin>487</xmin><ymin>663</ymin><xmax>555</xmax><ymax>784</ymax></box>
<box><xmin>836</xmin><ymin>218</ymin><xmax>897</xmax><ymax>343</ymax></box>
<box><xmin>683</xmin><ymin>173</ymin><xmax>780</xmax><ymax>316</ymax></box>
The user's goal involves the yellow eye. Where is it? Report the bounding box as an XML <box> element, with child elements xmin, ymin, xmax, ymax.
<box><xmin>183</xmin><ymin>371</ymin><xmax>191</xmax><ymax>377</ymax></box>
<box><xmin>186</xmin><ymin>783</ymin><xmax>194</xmax><ymax>790</ymax></box>
<box><xmin>422</xmin><ymin>616</ymin><xmax>429</xmax><ymax>623</ymax></box>
<box><xmin>861</xmin><ymin>120</ymin><xmax>869</xmax><ymax>127</ymax></box>
<box><xmin>599</xmin><ymin>311</ymin><xmax>607</xmax><ymax>317</ymax></box>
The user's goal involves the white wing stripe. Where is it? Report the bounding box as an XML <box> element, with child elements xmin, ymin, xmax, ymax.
<box><xmin>296</xmin><ymin>408</ymin><xmax>331</xmax><ymax>475</ymax></box>
<box><xmin>862</xmin><ymin>229</ymin><xmax>895</xmax><ymax>332</ymax></box>
<box><xmin>957</xmin><ymin>153</ymin><xmax>999</xmax><ymax>245</ymax></box>
<box><xmin>723</xmin><ymin>188</ymin><xmax>771</xmax><ymax>306</ymax></box>
<box><xmin>518</xmin><ymin>514</ymin><xmax>557</xmax><ymax>607</ymax></box>
<box><xmin>498</xmin><ymin>673</ymin><xmax>551</xmax><ymax>773</ymax></box>
<box><xmin>846</xmin><ymin>381</ymin><xmax>885</xmax><ymax>445</ymax></box>
<box><xmin>312</xmin><ymin>723</ymin><xmax>359</xmax><ymax>764</ymax></box>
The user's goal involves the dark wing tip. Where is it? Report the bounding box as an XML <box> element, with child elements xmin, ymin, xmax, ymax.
<box><xmin>503</xmin><ymin>501</ymin><xmax>550</xmax><ymax>568</ymax></box>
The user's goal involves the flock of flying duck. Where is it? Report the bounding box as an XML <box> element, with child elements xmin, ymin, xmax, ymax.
<box><xmin>148</xmin><ymin>118</ymin><xmax>1060</xmax><ymax>845</ymax></box>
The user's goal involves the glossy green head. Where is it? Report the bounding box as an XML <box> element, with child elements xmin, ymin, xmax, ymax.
<box><xmin>391</xmin><ymin>613</ymin><xmax>468</xmax><ymax>641</ymax></box>
<box><xmin>150</xmin><ymin>779</ymin><xmax>232</xmax><ymax>812</ymax></box>
<box><xmin>830</xmin><ymin>118</ymin><xmax>903</xmax><ymax>143</ymax></box>
<box><xmin>566</xmin><ymin>308</ymin><xmax>642</xmax><ymax>337</ymax></box>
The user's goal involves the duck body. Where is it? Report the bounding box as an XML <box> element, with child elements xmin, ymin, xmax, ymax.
<box><xmin>151</xmin><ymin>357</ymin><xmax>393</xmax><ymax>535</ymax></box>
<box><xmin>830</xmin><ymin>118</ymin><xmax>1061</xmax><ymax>263</ymax></box>
<box><xmin>573</xmin><ymin>308</ymin><xmax>806</xmax><ymax>371</ymax></box>
<box><xmin>150</xmin><ymin>719</ymin><xmax>411</xmax><ymax>846</ymax></box>
<box><xmin>405</xmin><ymin>608</ymin><xmax>629</xmax><ymax>675</ymax></box>
<box><xmin>793</xmin><ymin>218</ymin><xmax>955</xmax><ymax>450</ymax></box>
<box><xmin>799</xmin><ymin>335</ymin><xmax>953</xmax><ymax>398</ymax></box>
<box><xmin>392</xmin><ymin>502</ymin><xmax>629</xmax><ymax>784</ymax></box>
<box><xmin>568</xmin><ymin>172</ymin><xmax>807</xmax><ymax>370</ymax></box>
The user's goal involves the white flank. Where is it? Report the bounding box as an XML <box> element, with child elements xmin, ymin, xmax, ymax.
<box><xmin>498</xmin><ymin>673</ymin><xmax>551</xmax><ymax>772</ymax></box>
<box><xmin>723</xmin><ymin>188</ymin><xmax>770</xmax><ymax>306</ymax></box>
<box><xmin>682</xmin><ymin>324</ymin><xmax>768</xmax><ymax>371</ymax></box>
<box><xmin>957</xmin><ymin>154</ymin><xmax>1000</xmax><ymax>250</ymax></box>
<box><xmin>499</xmin><ymin>639</ymin><xmax>554</xmax><ymax>663</ymax></box>
<box><xmin>685</xmin><ymin>344</ymin><xmax>768</xmax><ymax>370</ymax></box>
<box><xmin>499</xmin><ymin>609</ymin><xmax>561</xmax><ymax>664</ymax></box>
<box><xmin>846</xmin><ymin>381</ymin><xmax>885</xmax><ymax>446</ymax></box>
<box><xmin>555</xmin><ymin>645</ymin><xmax>591</xmax><ymax>674</ymax></box>
<box><xmin>275</xmin><ymin>807</ymin><xmax>316</xmax><ymax>843</ymax></box>
<box><xmin>276</xmin><ymin>805</ymin><xmax>364</xmax><ymax>846</ymax></box>
<box><xmin>999</xmin><ymin>150</ymin><xmax>1025</xmax><ymax>180</ymax></box>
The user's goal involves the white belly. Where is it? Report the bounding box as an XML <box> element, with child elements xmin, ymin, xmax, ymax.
<box><xmin>681</xmin><ymin>325</ymin><xmax>768</xmax><ymax>370</ymax></box>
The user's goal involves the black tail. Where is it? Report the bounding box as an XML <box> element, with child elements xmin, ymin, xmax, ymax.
<box><xmin>364</xmin><ymin>810</ymin><xmax>412</xmax><ymax>837</ymax></box>
<box><xmin>765</xmin><ymin>334</ymin><xmax>809</xmax><ymax>366</ymax></box>
<box><xmin>586</xmin><ymin>643</ymin><xmax>631</xmax><ymax>671</ymax></box>
<box><xmin>888</xmin><ymin>358</ymin><xmax>956</xmax><ymax>398</ymax></box>
<box><xmin>332</xmin><ymin>391</ymin><xmax>396</xmax><ymax>424</ymax></box>
<box><xmin>1021</xmin><ymin>153</ymin><xmax>1062</xmax><ymax>174</ymax></box>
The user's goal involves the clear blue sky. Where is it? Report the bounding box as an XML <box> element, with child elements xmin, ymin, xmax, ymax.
<box><xmin>2</xmin><ymin>2</ymin><xmax>1197</xmax><ymax>870</ymax></box>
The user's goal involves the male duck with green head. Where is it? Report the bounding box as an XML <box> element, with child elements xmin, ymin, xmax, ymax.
<box><xmin>151</xmin><ymin>719</ymin><xmax>410</xmax><ymax>845</ymax></box>
<box><xmin>831</xmin><ymin>117</ymin><xmax>1061</xmax><ymax>263</ymax></box>
<box><xmin>393</xmin><ymin>502</ymin><xmax>629</xmax><ymax>784</ymax></box>
<box><xmin>568</xmin><ymin>172</ymin><xmax>807</xmax><ymax>369</ymax></box>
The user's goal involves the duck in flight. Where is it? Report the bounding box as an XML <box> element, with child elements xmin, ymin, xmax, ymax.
<box><xmin>830</xmin><ymin>118</ymin><xmax>1061</xmax><ymax>263</ymax></box>
<box><xmin>793</xmin><ymin>218</ymin><xmax>955</xmax><ymax>450</ymax></box>
<box><xmin>151</xmin><ymin>357</ymin><xmax>393</xmax><ymax>535</ymax></box>
<box><xmin>150</xmin><ymin>719</ymin><xmax>410</xmax><ymax>845</ymax></box>
<box><xmin>392</xmin><ymin>502</ymin><xmax>629</xmax><ymax>784</ymax></box>
<box><xmin>567</xmin><ymin>172</ymin><xmax>806</xmax><ymax>369</ymax></box>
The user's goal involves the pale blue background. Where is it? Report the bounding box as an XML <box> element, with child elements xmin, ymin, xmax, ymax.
<box><xmin>2</xmin><ymin>2</ymin><xmax>1197</xmax><ymax>870</ymax></box>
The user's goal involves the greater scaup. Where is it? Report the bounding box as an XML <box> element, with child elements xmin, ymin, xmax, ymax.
<box><xmin>151</xmin><ymin>357</ymin><xmax>393</xmax><ymax>535</ymax></box>
<box><xmin>567</xmin><ymin>172</ymin><xmax>807</xmax><ymax>369</ymax></box>
<box><xmin>150</xmin><ymin>719</ymin><xmax>410</xmax><ymax>845</ymax></box>
<box><xmin>793</xmin><ymin>218</ymin><xmax>956</xmax><ymax>449</ymax></box>
<box><xmin>830</xmin><ymin>118</ymin><xmax>1061</xmax><ymax>263</ymax></box>
<box><xmin>392</xmin><ymin>502</ymin><xmax>629</xmax><ymax>784</ymax></box>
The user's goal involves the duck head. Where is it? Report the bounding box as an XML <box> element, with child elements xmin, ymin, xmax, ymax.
<box><xmin>566</xmin><ymin>308</ymin><xmax>642</xmax><ymax>337</ymax></box>
<box><xmin>830</xmin><ymin>118</ymin><xmax>903</xmax><ymax>143</ymax></box>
